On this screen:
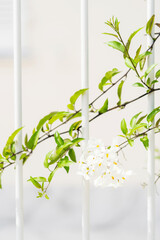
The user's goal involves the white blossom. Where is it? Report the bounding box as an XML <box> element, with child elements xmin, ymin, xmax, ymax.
<box><xmin>77</xmin><ymin>138</ymin><xmax>131</xmax><ymax>188</ymax></box>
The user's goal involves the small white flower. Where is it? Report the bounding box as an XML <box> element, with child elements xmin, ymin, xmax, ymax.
<box><xmin>77</xmin><ymin>138</ymin><xmax>131</xmax><ymax>188</ymax></box>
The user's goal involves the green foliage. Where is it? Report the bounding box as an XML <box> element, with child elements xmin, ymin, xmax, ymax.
<box><xmin>124</xmin><ymin>27</ymin><xmax>143</xmax><ymax>59</ymax></box>
<box><xmin>125</xmin><ymin>57</ymin><xmax>136</xmax><ymax>70</ymax></box>
<box><xmin>144</xmin><ymin>64</ymin><xmax>157</xmax><ymax>78</ymax></box>
<box><xmin>68</xmin><ymin>148</ymin><xmax>76</xmax><ymax>162</ymax></box>
<box><xmin>3</xmin><ymin>127</ymin><xmax>23</xmax><ymax>158</ymax></box>
<box><xmin>107</xmin><ymin>41</ymin><xmax>125</xmax><ymax>53</ymax></box>
<box><xmin>121</xmin><ymin>119</ymin><xmax>128</xmax><ymax>135</ymax></box>
<box><xmin>99</xmin><ymin>99</ymin><xmax>109</xmax><ymax>114</ymax></box>
<box><xmin>69</xmin><ymin>121</ymin><xmax>82</xmax><ymax>138</ymax></box>
<box><xmin>68</xmin><ymin>89</ymin><xmax>88</xmax><ymax>110</ymax></box>
<box><xmin>130</xmin><ymin>112</ymin><xmax>142</xmax><ymax>128</ymax></box>
<box><xmin>140</xmin><ymin>136</ymin><xmax>149</xmax><ymax>150</ymax></box>
<box><xmin>99</xmin><ymin>68</ymin><xmax>120</xmax><ymax>91</ymax></box>
<box><xmin>117</xmin><ymin>80</ymin><xmax>124</xmax><ymax>105</ymax></box>
<box><xmin>54</xmin><ymin>131</ymin><xmax>64</xmax><ymax>147</ymax></box>
<box><xmin>146</xmin><ymin>15</ymin><xmax>155</xmax><ymax>35</ymax></box>
<box><xmin>155</xmin><ymin>70</ymin><xmax>160</xmax><ymax>79</ymax></box>
<box><xmin>36</xmin><ymin>112</ymin><xmax>57</xmax><ymax>130</ymax></box>
<box><xmin>147</xmin><ymin>107</ymin><xmax>160</xmax><ymax>123</ymax></box>
<box><xmin>133</xmin><ymin>82</ymin><xmax>145</xmax><ymax>88</ymax></box>
<box><xmin>26</xmin><ymin>129</ymin><xmax>41</xmax><ymax>150</ymax></box>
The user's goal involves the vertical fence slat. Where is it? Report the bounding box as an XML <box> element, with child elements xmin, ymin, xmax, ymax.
<box><xmin>81</xmin><ymin>0</ymin><xmax>90</xmax><ymax>240</ymax></box>
<box><xmin>13</xmin><ymin>0</ymin><xmax>23</xmax><ymax>239</ymax></box>
<box><xmin>147</xmin><ymin>1</ymin><xmax>155</xmax><ymax>240</ymax></box>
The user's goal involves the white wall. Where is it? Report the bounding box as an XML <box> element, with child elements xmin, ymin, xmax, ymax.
<box><xmin>0</xmin><ymin>0</ymin><xmax>160</xmax><ymax>187</ymax></box>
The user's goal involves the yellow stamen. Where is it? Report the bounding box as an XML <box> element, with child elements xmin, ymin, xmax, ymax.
<box><xmin>96</xmin><ymin>145</ymin><xmax>100</xmax><ymax>148</ymax></box>
<box><xmin>106</xmin><ymin>153</ymin><xmax>109</xmax><ymax>158</ymax></box>
<box><xmin>115</xmin><ymin>145</ymin><xmax>119</xmax><ymax>147</ymax></box>
<box><xmin>99</xmin><ymin>163</ymin><xmax>102</xmax><ymax>167</ymax></box>
<box><xmin>93</xmin><ymin>170</ymin><xmax>95</xmax><ymax>172</ymax></box>
<box><xmin>112</xmin><ymin>176</ymin><xmax>115</xmax><ymax>180</ymax></box>
<box><xmin>113</xmin><ymin>162</ymin><xmax>117</xmax><ymax>165</ymax></box>
<box><xmin>122</xmin><ymin>177</ymin><xmax>125</xmax><ymax>180</ymax></box>
<box><xmin>87</xmin><ymin>167</ymin><xmax>89</xmax><ymax>170</ymax></box>
<box><xmin>104</xmin><ymin>172</ymin><xmax>106</xmax><ymax>175</ymax></box>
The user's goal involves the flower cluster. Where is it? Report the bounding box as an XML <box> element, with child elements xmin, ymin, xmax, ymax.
<box><xmin>78</xmin><ymin>139</ymin><xmax>131</xmax><ymax>188</ymax></box>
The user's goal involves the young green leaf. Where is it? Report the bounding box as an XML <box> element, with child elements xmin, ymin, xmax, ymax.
<box><xmin>145</xmin><ymin>64</ymin><xmax>157</xmax><ymax>78</ymax></box>
<box><xmin>117</xmin><ymin>80</ymin><xmax>124</xmax><ymax>105</ymax></box>
<box><xmin>147</xmin><ymin>107</ymin><xmax>160</xmax><ymax>122</ymax></box>
<box><xmin>26</xmin><ymin>129</ymin><xmax>41</xmax><ymax>150</ymax></box>
<box><xmin>130</xmin><ymin>112</ymin><xmax>142</xmax><ymax>128</ymax></box>
<box><xmin>146</xmin><ymin>14</ymin><xmax>155</xmax><ymax>35</ymax></box>
<box><xmin>54</xmin><ymin>131</ymin><xmax>64</xmax><ymax>147</ymax></box>
<box><xmin>99</xmin><ymin>99</ymin><xmax>109</xmax><ymax>114</ymax></box>
<box><xmin>57</xmin><ymin>156</ymin><xmax>72</xmax><ymax>168</ymax></box>
<box><xmin>140</xmin><ymin>136</ymin><xmax>149</xmax><ymax>150</ymax></box>
<box><xmin>28</xmin><ymin>176</ymin><xmax>42</xmax><ymax>189</ymax></box>
<box><xmin>48</xmin><ymin>169</ymin><xmax>57</xmax><ymax>183</ymax></box>
<box><xmin>107</xmin><ymin>41</ymin><xmax>125</xmax><ymax>53</ymax></box>
<box><xmin>69</xmin><ymin>121</ymin><xmax>82</xmax><ymax>138</ymax></box>
<box><xmin>36</xmin><ymin>112</ymin><xmax>57</xmax><ymax>131</ymax></box>
<box><xmin>124</xmin><ymin>27</ymin><xmax>143</xmax><ymax>59</ymax></box>
<box><xmin>133</xmin><ymin>82</ymin><xmax>145</xmax><ymax>88</ymax></box>
<box><xmin>68</xmin><ymin>148</ymin><xmax>76</xmax><ymax>162</ymax></box>
<box><xmin>125</xmin><ymin>57</ymin><xmax>136</xmax><ymax>70</ymax></box>
<box><xmin>44</xmin><ymin>150</ymin><xmax>53</xmax><ymax>168</ymax></box>
<box><xmin>121</xmin><ymin>119</ymin><xmax>128</xmax><ymax>135</ymax></box>
<box><xmin>155</xmin><ymin>70</ymin><xmax>160</xmax><ymax>79</ymax></box>
<box><xmin>70</xmin><ymin>89</ymin><xmax>88</xmax><ymax>105</ymax></box>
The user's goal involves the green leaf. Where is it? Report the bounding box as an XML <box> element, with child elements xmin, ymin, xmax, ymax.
<box><xmin>44</xmin><ymin>150</ymin><xmax>53</xmax><ymax>168</ymax></box>
<box><xmin>103</xmin><ymin>32</ymin><xmax>119</xmax><ymax>39</ymax></box>
<box><xmin>48</xmin><ymin>169</ymin><xmax>57</xmax><ymax>183</ymax></box>
<box><xmin>128</xmin><ymin>139</ymin><xmax>134</xmax><ymax>147</ymax></box>
<box><xmin>68</xmin><ymin>148</ymin><xmax>76</xmax><ymax>162</ymax></box>
<box><xmin>72</xmin><ymin>138</ymin><xmax>84</xmax><ymax>146</ymax></box>
<box><xmin>67</xmin><ymin>104</ymin><xmax>75</xmax><ymax>111</ymax></box>
<box><xmin>145</xmin><ymin>64</ymin><xmax>157</xmax><ymax>77</ymax></box>
<box><xmin>99</xmin><ymin>99</ymin><xmax>109</xmax><ymax>114</ymax></box>
<box><xmin>98</xmin><ymin>68</ymin><xmax>120</xmax><ymax>91</ymax></box>
<box><xmin>117</xmin><ymin>80</ymin><xmax>124</xmax><ymax>105</ymax></box>
<box><xmin>147</xmin><ymin>107</ymin><xmax>160</xmax><ymax>122</ymax></box>
<box><xmin>37</xmin><ymin>112</ymin><xmax>57</xmax><ymax>130</ymax></box>
<box><xmin>26</xmin><ymin>129</ymin><xmax>41</xmax><ymax>150</ymax></box>
<box><xmin>136</xmin><ymin>115</ymin><xmax>147</xmax><ymax>125</ymax></box>
<box><xmin>124</xmin><ymin>27</ymin><xmax>143</xmax><ymax>59</ymax></box>
<box><xmin>107</xmin><ymin>41</ymin><xmax>125</xmax><ymax>53</ymax></box>
<box><xmin>69</xmin><ymin>121</ymin><xmax>82</xmax><ymax>138</ymax></box>
<box><xmin>139</xmin><ymin>57</ymin><xmax>146</xmax><ymax>71</ymax></box>
<box><xmin>3</xmin><ymin>127</ymin><xmax>23</xmax><ymax>157</ymax></box>
<box><xmin>121</xmin><ymin>119</ymin><xmax>128</xmax><ymax>135</ymax></box>
<box><xmin>133</xmin><ymin>82</ymin><xmax>145</xmax><ymax>88</ymax></box>
<box><xmin>129</xmin><ymin>123</ymin><xmax>147</xmax><ymax>135</ymax></box>
<box><xmin>57</xmin><ymin>156</ymin><xmax>73</xmax><ymax>168</ymax></box>
<box><xmin>134</xmin><ymin>45</ymin><xmax>142</xmax><ymax>61</ymax></box>
<box><xmin>54</xmin><ymin>131</ymin><xmax>64</xmax><ymax>147</ymax></box>
<box><xmin>130</xmin><ymin>112</ymin><xmax>142</xmax><ymax>128</ymax></box>
<box><xmin>140</xmin><ymin>136</ymin><xmax>149</xmax><ymax>150</ymax></box>
<box><xmin>135</xmin><ymin>51</ymin><xmax>151</xmax><ymax>63</ymax></box>
<box><xmin>125</xmin><ymin>57</ymin><xmax>136</xmax><ymax>70</ymax></box>
<box><xmin>48</xmin><ymin>111</ymin><xmax>70</xmax><ymax>124</ymax></box>
<box><xmin>64</xmin><ymin>166</ymin><xmax>70</xmax><ymax>173</ymax></box>
<box><xmin>45</xmin><ymin>194</ymin><xmax>49</xmax><ymax>200</ymax></box>
<box><xmin>146</xmin><ymin>15</ymin><xmax>155</xmax><ymax>35</ymax></box>
<box><xmin>28</xmin><ymin>176</ymin><xmax>42</xmax><ymax>189</ymax></box>
<box><xmin>34</xmin><ymin>177</ymin><xmax>47</xmax><ymax>182</ymax></box>
<box><xmin>155</xmin><ymin>70</ymin><xmax>160</xmax><ymax>79</ymax></box>
<box><xmin>70</xmin><ymin>89</ymin><xmax>88</xmax><ymax>105</ymax></box>
<box><xmin>20</xmin><ymin>153</ymin><xmax>27</xmax><ymax>160</ymax></box>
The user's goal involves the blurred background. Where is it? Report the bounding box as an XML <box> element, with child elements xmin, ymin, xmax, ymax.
<box><xmin>0</xmin><ymin>0</ymin><xmax>160</xmax><ymax>239</ymax></box>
